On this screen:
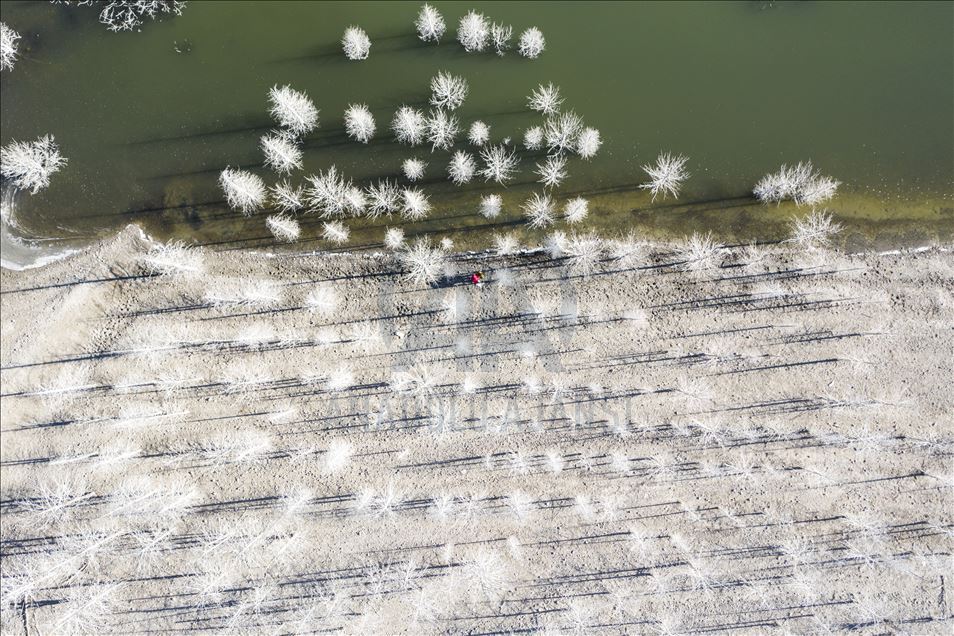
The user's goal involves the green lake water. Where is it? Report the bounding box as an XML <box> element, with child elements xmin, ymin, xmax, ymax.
<box><xmin>1</xmin><ymin>0</ymin><xmax>952</xmax><ymax>260</ymax></box>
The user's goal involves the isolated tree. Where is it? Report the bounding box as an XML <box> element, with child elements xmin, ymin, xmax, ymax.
<box><xmin>322</xmin><ymin>220</ymin><xmax>350</xmax><ymax>244</ymax></box>
<box><xmin>416</xmin><ymin>4</ymin><xmax>445</xmax><ymax>42</ymax></box>
<box><xmin>140</xmin><ymin>240</ymin><xmax>205</xmax><ymax>277</ymax></box>
<box><xmin>640</xmin><ymin>152</ymin><xmax>690</xmax><ymax>201</ymax></box>
<box><xmin>1</xmin><ymin>22</ymin><xmax>20</xmax><ymax>71</ymax></box>
<box><xmin>457</xmin><ymin>10</ymin><xmax>490</xmax><ymax>52</ymax></box>
<box><xmin>524</xmin><ymin>126</ymin><xmax>544</xmax><ymax>150</ymax></box>
<box><xmin>430</xmin><ymin>71</ymin><xmax>468</xmax><ymax>110</ymax></box>
<box><xmin>219</xmin><ymin>167</ymin><xmax>266</xmax><ymax>215</ymax></box>
<box><xmin>518</xmin><ymin>27</ymin><xmax>545</xmax><ymax>58</ymax></box>
<box><xmin>344</xmin><ymin>104</ymin><xmax>376</xmax><ymax>143</ymax></box>
<box><xmin>342</xmin><ymin>25</ymin><xmax>371</xmax><ymax>60</ymax></box>
<box><xmin>268</xmin><ymin>84</ymin><xmax>319</xmax><ymax>136</ymax></box>
<box><xmin>384</xmin><ymin>227</ymin><xmax>405</xmax><ymax>250</ymax></box>
<box><xmin>1</xmin><ymin>135</ymin><xmax>67</xmax><ymax>194</ymax></box>
<box><xmin>677</xmin><ymin>231</ymin><xmax>720</xmax><ymax>271</ymax></box>
<box><xmin>754</xmin><ymin>161</ymin><xmax>840</xmax><ymax>206</ymax></box>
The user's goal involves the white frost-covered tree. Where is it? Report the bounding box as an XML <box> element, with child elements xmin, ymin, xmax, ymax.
<box><xmin>260</xmin><ymin>133</ymin><xmax>303</xmax><ymax>175</ymax></box>
<box><xmin>344</xmin><ymin>104</ymin><xmax>376</xmax><ymax>143</ymax></box>
<box><xmin>535</xmin><ymin>155</ymin><xmax>567</xmax><ymax>189</ymax></box>
<box><xmin>563</xmin><ymin>197</ymin><xmax>589</xmax><ymax>223</ymax></box>
<box><xmin>523</xmin><ymin>192</ymin><xmax>555</xmax><ymax>229</ymax></box>
<box><xmin>544</xmin><ymin>111</ymin><xmax>584</xmax><ymax>154</ymax></box>
<box><xmin>787</xmin><ymin>209</ymin><xmax>842</xmax><ymax>250</ymax></box>
<box><xmin>269</xmin><ymin>180</ymin><xmax>305</xmax><ymax>212</ymax></box>
<box><xmin>480</xmin><ymin>144</ymin><xmax>520</xmax><ymax>183</ymax></box>
<box><xmin>322</xmin><ymin>220</ymin><xmax>350</xmax><ymax>245</ymax></box>
<box><xmin>518</xmin><ymin>27</ymin><xmax>545</xmax><ymax>59</ymax></box>
<box><xmin>219</xmin><ymin>167</ymin><xmax>266</xmax><ymax>215</ymax></box>
<box><xmin>0</xmin><ymin>135</ymin><xmax>68</xmax><ymax>194</ymax></box>
<box><xmin>426</xmin><ymin>109</ymin><xmax>459</xmax><ymax>151</ymax></box>
<box><xmin>366</xmin><ymin>179</ymin><xmax>401</xmax><ymax>217</ymax></box>
<box><xmin>430</xmin><ymin>71</ymin><xmax>468</xmax><ymax>110</ymax></box>
<box><xmin>392</xmin><ymin>106</ymin><xmax>426</xmax><ymax>145</ymax></box>
<box><xmin>96</xmin><ymin>0</ymin><xmax>186</xmax><ymax>33</ymax></box>
<box><xmin>1</xmin><ymin>22</ymin><xmax>20</xmax><ymax>71</ymax></box>
<box><xmin>754</xmin><ymin>161</ymin><xmax>840</xmax><ymax>207</ymax></box>
<box><xmin>268</xmin><ymin>85</ymin><xmax>319</xmax><ymax>137</ymax></box>
<box><xmin>576</xmin><ymin>127</ymin><xmax>601</xmax><ymax>159</ymax></box>
<box><xmin>403</xmin><ymin>158</ymin><xmax>427</xmax><ymax>182</ymax></box>
<box><xmin>401</xmin><ymin>187</ymin><xmax>431</xmax><ymax>220</ymax></box>
<box><xmin>480</xmin><ymin>194</ymin><xmax>502</xmax><ymax>219</ymax></box>
<box><xmin>491</xmin><ymin>23</ymin><xmax>512</xmax><ymax>55</ymax></box>
<box><xmin>266</xmin><ymin>214</ymin><xmax>301</xmax><ymax>243</ymax></box>
<box><xmin>399</xmin><ymin>237</ymin><xmax>446</xmax><ymax>285</ymax></box>
<box><xmin>640</xmin><ymin>152</ymin><xmax>690</xmax><ymax>201</ymax></box>
<box><xmin>384</xmin><ymin>227</ymin><xmax>405</xmax><ymax>250</ymax></box>
<box><xmin>528</xmin><ymin>83</ymin><xmax>563</xmax><ymax>116</ymax></box>
<box><xmin>342</xmin><ymin>26</ymin><xmax>371</xmax><ymax>60</ymax></box>
<box><xmin>523</xmin><ymin>126</ymin><xmax>544</xmax><ymax>150</ymax></box>
<box><xmin>457</xmin><ymin>10</ymin><xmax>490</xmax><ymax>52</ymax></box>
<box><xmin>305</xmin><ymin>165</ymin><xmax>348</xmax><ymax>217</ymax></box>
<box><xmin>448</xmin><ymin>151</ymin><xmax>476</xmax><ymax>185</ymax></box>
<box><xmin>416</xmin><ymin>4</ymin><xmax>445</xmax><ymax>43</ymax></box>
<box><xmin>468</xmin><ymin>121</ymin><xmax>490</xmax><ymax>146</ymax></box>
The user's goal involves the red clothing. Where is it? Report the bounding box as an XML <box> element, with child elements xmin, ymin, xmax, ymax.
<box><xmin>471</xmin><ymin>273</ymin><xmax>481</xmax><ymax>285</ymax></box>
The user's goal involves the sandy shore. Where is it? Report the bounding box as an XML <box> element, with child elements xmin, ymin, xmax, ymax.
<box><xmin>1</xmin><ymin>226</ymin><xmax>952</xmax><ymax>634</ymax></box>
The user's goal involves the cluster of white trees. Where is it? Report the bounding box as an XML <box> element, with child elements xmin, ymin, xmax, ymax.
<box><xmin>56</xmin><ymin>0</ymin><xmax>187</xmax><ymax>32</ymax></box>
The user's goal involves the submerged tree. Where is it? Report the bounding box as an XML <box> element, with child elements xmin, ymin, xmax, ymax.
<box><xmin>270</xmin><ymin>180</ymin><xmax>305</xmax><ymax>212</ymax></box>
<box><xmin>342</xmin><ymin>25</ymin><xmax>371</xmax><ymax>60</ymax></box>
<box><xmin>401</xmin><ymin>187</ymin><xmax>431</xmax><ymax>220</ymax></box>
<box><xmin>480</xmin><ymin>193</ymin><xmax>502</xmax><ymax>219</ymax></box>
<box><xmin>518</xmin><ymin>27</ymin><xmax>545</xmax><ymax>59</ymax></box>
<box><xmin>426</xmin><ymin>109</ymin><xmax>459</xmax><ymax>151</ymax></box>
<box><xmin>576</xmin><ymin>127</ymin><xmax>601</xmax><ymax>159</ymax></box>
<box><xmin>260</xmin><ymin>133</ymin><xmax>302</xmax><ymax>175</ymax></box>
<box><xmin>457</xmin><ymin>10</ymin><xmax>490</xmax><ymax>52</ymax></box>
<box><xmin>416</xmin><ymin>4</ymin><xmax>446</xmax><ymax>43</ymax></box>
<box><xmin>544</xmin><ymin>110</ymin><xmax>584</xmax><ymax>154</ymax></box>
<box><xmin>754</xmin><ymin>161</ymin><xmax>840</xmax><ymax>207</ymax></box>
<box><xmin>344</xmin><ymin>104</ymin><xmax>376</xmax><ymax>143</ymax></box>
<box><xmin>480</xmin><ymin>144</ymin><xmax>519</xmax><ymax>183</ymax></box>
<box><xmin>392</xmin><ymin>106</ymin><xmax>427</xmax><ymax>146</ymax></box>
<box><xmin>268</xmin><ymin>85</ymin><xmax>319</xmax><ymax>137</ymax></box>
<box><xmin>523</xmin><ymin>126</ymin><xmax>544</xmax><ymax>150</ymax></box>
<box><xmin>403</xmin><ymin>157</ymin><xmax>427</xmax><ymax>182</ymax></box>
<box><xmin>640</xmin><ymin>152</ymin><xmax>690</xmax><ymax>201</ymax></box>
<box><xmin>563</xmin><ymin>197</ymin><xmax>589</xmax><ymax>224</ymax></box>
<box><xmin>528</xmin><ymin>83</ymin><xmax>563</xmax><ymax>116</ymax></box>
<box><xmin>535</xmin><ymin>155</ymin><xmax>567</xmax><ymax>189</ymax></box>
<box><xmin>448</xmin><ymin>150</ymin><xmax>476</xmax><ymax>185</ymax></box>
<box><xmin>71</xmin><ymin>0</ymin><xmax>187</xmax><ymax>33</ymax></box>
<box><xmin>491</xmin><ymin>22</ymin><xmax>513</xmax><ymax>55</ymax></box>
<box><xmin>219</xmin><ymin>167</ymin><xmax>266</xmax><ymax>215</ymax></box>
<box><xmin>0</xmin><ymin>135</ymin><xmax>68</xmax><ymax>194</ymax></box>
<box><xmin>266</xmin><ymin>214</ymin><xmax>301</xmax><ymax>243</ymax></box>
<box><xmin>430</xmin><ymin>71</ymin><xmax>468</xmax><ymax>111</ymax></box>
<box><xmin>468</xmin><ymin>120</ymin><xmax>490</xmax><ymax>146</ymax></box>
<box><xmin>1</xmin><ymin>22</ymin><xmax>20</xmax><ymax>71</ymax></box>
<box><xmin>523</xmin><ymin>192</ymin><xmax>555</xmax><ymax>228</ymax></box>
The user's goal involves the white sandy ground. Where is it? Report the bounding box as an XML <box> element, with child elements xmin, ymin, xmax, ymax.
<box><xmin>0</xmin><ymin>226</ymin><xmax>952</xmax><ymax>635</ymax></box>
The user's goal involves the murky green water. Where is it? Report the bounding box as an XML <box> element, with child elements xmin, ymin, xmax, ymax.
<box><xmin>1</xmin><ymin>0</ymin><xmax>952</xmax><ymax>258</ymax></box>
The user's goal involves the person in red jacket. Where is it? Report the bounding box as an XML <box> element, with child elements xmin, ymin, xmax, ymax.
<box><xmin>470</xmin><ymin>271</ymin><xmax>484</xmax><ymax>286</ymax></box>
